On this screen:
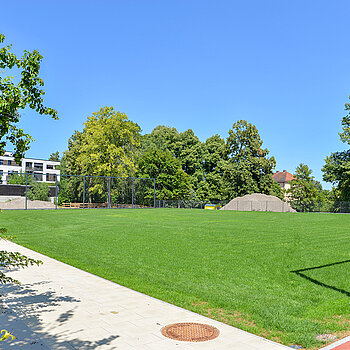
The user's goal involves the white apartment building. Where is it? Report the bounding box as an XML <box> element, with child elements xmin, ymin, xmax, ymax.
<box><xmin>0</xmin><ymin>151</ymin><xmax>60</xmax><ymax>184</ymax></box>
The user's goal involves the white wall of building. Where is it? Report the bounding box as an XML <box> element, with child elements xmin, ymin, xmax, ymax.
<box><xmin>0</xmin><ymin>151</ymin><xmax>60</xmax><ymax>184</ymax></box>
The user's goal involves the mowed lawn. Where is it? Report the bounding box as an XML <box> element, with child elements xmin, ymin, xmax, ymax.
<box><xmin>1</xmin><ymin>209</ymin><xmax>349</xmax><ymax>349</ymax></box>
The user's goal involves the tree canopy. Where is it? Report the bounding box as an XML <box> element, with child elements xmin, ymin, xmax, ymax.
<box><xmin>49</xmin><ymin>151</ymin><xmax>60</xmax><ymax>161</ymax></box>
<box><xmin>139</xmin><ymin>121</ymin><xmax>281</xmax><ymax>201</ymax></box>
<box><xmin>0</xmin><ymin>34</ymin><xmax>48</xmax><ymax>285</ymax></box>
<box><xmin>64</xmin><ymin>106</ymin><xmax>141</xmax><ymax>177</ymax></box>
<box><xmin>62</xmin><ymin>107</ymin><xmax>142</xmax><ymax>203</ymax></box>
<box><xmin>322</xmin><ymin>96</ymin><xmax>350</xmax><ymax>200</ymax></box>
<box><xmin>137</xmin><ymin>148</ymin><xmax>191</xmax><ymax>200</ymax></box>
<box><xmin>288</xmin><ymin>163</ymin><xmax>323</xmax><ymax>211</ymax></box>
<box><xmin>0</xmin><ymin>34</ymin><xmax>57</xmax><ymax>162</ymax></box>
<box><xmin>223</xmin><ymin>120</ymin><xmax>279</xmax><ymax>198</ymax></box>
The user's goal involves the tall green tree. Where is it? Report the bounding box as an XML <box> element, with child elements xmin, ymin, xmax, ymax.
<box><xmin>62</xmin><ymin>106</ymin><xmax>141</xmax><ymax>202</ymax></box>
<box><xmin>196</xmin><ymin>135</ymin><xmax>227</xmax><ymax>201</ymax></box>
<box><xmin>0</xmin><ymin>34</ymin><xmax>57</xmax><ymax>162</ymax></box>
<box><xmin>141</xmin><ymin>125</ymin><xmax>181</xmax><ymax>155</ymax></box>
<box><xmin>288</xmin><ymin>164</ymin><xmax>322</xmax><ymax>211</ymax></box>
<box><xmin>322</xmin><ymin>97</ymin><xmax>350</xmax><ymax>200</ymax></box>
<box><xmin>141</xmin><ymin>126</ymin><xmax>205</xmax><ymax>197</ymax></box>
<box><xmin>48</xmin><ymin>151</ymin><xmax>60</xmax><ymax>161</ymax></box>
<box><xmin>63</xmin><ymin>107</ymin><xmax>141</xmax><ymax>178</ymax></box>
<box><xmin>137</xmin><ymin>148</ymin><xmax>191</xmax><ymax>200</ymax></box>
<box><xmin>0</xmin><ymin>34</ymin><xmax>50</xmax><ymax>284</ymax></box>
<box><xmin>223</xmin><ymin>120</ymin><xmax>278</xmax><ymax>198</ymax></box>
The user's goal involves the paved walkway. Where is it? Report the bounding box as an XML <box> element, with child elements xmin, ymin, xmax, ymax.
<box><xmin>0</xmin><ymin>240</ymin><xmax>336</xmax><ymax>350</ymax></box>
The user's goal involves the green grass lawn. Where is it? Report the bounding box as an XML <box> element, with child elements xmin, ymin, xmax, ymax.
<box><xmin>1</xmin><ymin>209</ymin><xmax>349</xmax><ymax>349</ymax></box>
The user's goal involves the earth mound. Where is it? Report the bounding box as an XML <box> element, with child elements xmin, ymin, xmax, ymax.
<box><xmin>220</xmin><ymin>193</ymin><xmax>296</xmax><ymax>212</ymax></box>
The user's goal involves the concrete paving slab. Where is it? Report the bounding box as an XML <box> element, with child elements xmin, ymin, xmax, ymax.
<box><xmin>0</xmin><ymin>240</ymin><xmax>292</xmax><ymax>350</ymax></box>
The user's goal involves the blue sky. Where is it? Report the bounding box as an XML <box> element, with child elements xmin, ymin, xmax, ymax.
<box><xmin>2</xmin><ymin>0</ymin><xmax>350</xmax><ymax>188</ymax></box>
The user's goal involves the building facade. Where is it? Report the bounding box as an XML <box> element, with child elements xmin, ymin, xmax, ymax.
<box><xmin>272</xmin><ymin>170</ymin><xmax>295</xmax><ymax>191</ymax></box>
<box><xmin>0</xmin><ymin>151</ymin><xmax>60</xmax><ymax>184</ymax></box>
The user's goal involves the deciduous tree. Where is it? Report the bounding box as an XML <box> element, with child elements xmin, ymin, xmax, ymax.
<box><xmin>0</xmin><ymin>34</ymin><xmax>50</xmax><ymax>285</ymax></box>
<box><xmin>141</xmin><ymin>126</ymin><xmax>205</xmax><ymax>197</ymax></box>
<box><xmin>322</xmin><ymin>97</ymin><xmax>350</xmax><ymax>200</ymax></box>
<box><xmin>48</xmin><ymin>151</ymin><xmax>60</xmax><ymax>161</ymax></box>
<box><xmin>62</xmin><ymin>107</ymin><xmax>141</xmax><ymax>202</ymax></box>
<box><xmin>196</xmin><ymin>135</ymin><xmax>227</xmax><ymax>201</ymax></box>
<box><xmin>0</xmin><ymin>34</ymin><xmax>57</xmax><ymax>162</ymax></box>
<box><xmin>137</xmin><ymin>148</ymin><xmax>191</xmax><ymax>200</ymax></box>
<box><xmin>223</xmin><ymin>120</ymin><xmax>278</xmax><ymax>198</ymax></box>
<box><xmin>288</xmin><ymin>164</ymin><xmax>322</xmax><ymax>211</ymax></box>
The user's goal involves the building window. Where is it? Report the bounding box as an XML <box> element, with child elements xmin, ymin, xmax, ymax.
<box><xmin>7</xmin><ymin>160</ymin><xmax>11</xmax><ymax>165</ymax></box>
<box><xmin>0</xmin><ymin>160</ymin><xmax>3</xmax><ymax>165</ymax></box>
<box><xmin>26</xmin><ymin>162</ymin><xmax>32</xmax><ymax>169</ymax></box>
<box><xmin>34</xmin><ymin>163</ymin><xmax>43</xmax><ymax>171</ymax></box>
<box><xmin>46</xmin><ymin>173</ymin><xmax>56</xmax><ymax>182</ymax></box>
<box><xmin>33</xmin><ymin>173</ymin><xmax>43</xmax><ymax>181</ymax></box>
<box><xmin>46</xmin><ymin>164</ymin><xmax>54</xmax><ymax>169</ymax></box>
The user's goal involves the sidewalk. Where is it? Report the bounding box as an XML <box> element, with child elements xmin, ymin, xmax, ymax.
<box><xmin>0</xmin><ymin>241</ymin><xmax>294</xmax><ymax>349</ymax></box>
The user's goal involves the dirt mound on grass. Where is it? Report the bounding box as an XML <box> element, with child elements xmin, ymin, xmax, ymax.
<box><xmin>220</xmin><ymin>193</ymin><xmax>296</xmax><ymax>212</ymax></box>
<box><xmin>0</xmin><ymin>197</ymin><xmax>55</xmax><ymax>210</ymax></box>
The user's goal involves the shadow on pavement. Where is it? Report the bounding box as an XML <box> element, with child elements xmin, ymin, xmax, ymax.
<box><xmin>0</xmin><ymin>281</ymin><xmax>120</xmax><ymax>349</ymax></box>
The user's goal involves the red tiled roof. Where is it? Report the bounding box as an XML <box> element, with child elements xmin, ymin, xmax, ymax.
<box><xmin>272</xmin><ymin>171</ymin><xmax>295</xmax><ymax>183</ymax></box>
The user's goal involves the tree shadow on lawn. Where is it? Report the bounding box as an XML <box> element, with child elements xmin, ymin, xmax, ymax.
<box><xmin>0</xmin><ymin>281</ymin><xmax>120</xmax><ymax>349</ymax></box>
<box><xmin>291</xmin><ymin>260</ymin><xmax>350</xmax><ymax>297</ymax></box>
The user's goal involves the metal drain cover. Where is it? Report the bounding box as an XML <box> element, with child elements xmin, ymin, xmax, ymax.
<box><xmin>161</xmin><ymin>322</ymin><xmax>220</xmax><ymax>342</ymax></box>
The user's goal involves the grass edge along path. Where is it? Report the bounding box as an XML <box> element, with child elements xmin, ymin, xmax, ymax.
<box><xmin>1</xmin><ymin>208</ymin><xmax>349</xmax><ymax>349</ymax></box>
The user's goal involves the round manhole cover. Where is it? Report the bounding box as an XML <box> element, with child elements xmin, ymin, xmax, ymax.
<box><xmin>161</xmin><ymin>322</ymin><xmax>220</xmax><ymax>342</ymax></box>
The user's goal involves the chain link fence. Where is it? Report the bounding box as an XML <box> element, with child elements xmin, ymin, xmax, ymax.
<box><xmin>1</xmin><ymin>170</ymin><xmax>349</xmax><ymax>213</ymax></box>
<box><xmin>0</xmin><ymin>171</ymin><xmax>155</xmax><ymax>210</ymax></box>
<box><xmin>156</xmin><ymin>199</ymin><xmax>350</xmax><ymax>213</ymax></box>
<box><xmin>288</xmin><ymin>201</ymin><xmax>350</xmax><ymax>213</ymax></box>
<box><xmin>156</xmin><ymin>200</ymin><xmax>230</xmax><ymax>209</ymax></box>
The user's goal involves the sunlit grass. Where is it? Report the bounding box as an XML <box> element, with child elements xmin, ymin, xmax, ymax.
<box><xmin>1</xmin><ymin>209</ymin><xmax>349</xmax><ymax>349</ymax></box>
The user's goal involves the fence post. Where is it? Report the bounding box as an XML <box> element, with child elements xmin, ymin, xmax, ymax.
<box><xmin>132</xmin><ymin>177</ymin><xmax>134</xmax><ymax>209</ymax></box>
<box><xmin>153</xmin><ymin>179</ymin><xmax>156</xmax><ymax>208</ymax></box>
<box><xmin>55</xmin><ymin>175</ymin><xmax>58</xmax><ymax>210</ymax></box>
<box><xmin>83</xmin><ymin>176</ymin><xmax>85</xmax><ymax>209</ymax></box>
<box><xmin>108</xmin><ymin>176</ymin><xmax>111</xmax><ymax>209</ymax></box>
<box><xmin>266</xmin><ymin>200</ymin><xmax>268</xmax><ymax>212</ymax></box>
<box><xmin>25</xmin><ymin>173</ymin><xmax>28</xmax><ymax>210</ymax></box>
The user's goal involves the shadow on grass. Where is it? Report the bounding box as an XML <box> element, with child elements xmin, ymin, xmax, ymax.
<box><xmin>0</xmin><ymin>281</ymin><xmax>120</xmax><ymax>349</ymax></box>
<box><xmin>291</xmin><ymin>260</ymin><xmax>350</xmax><ymax>297</ymax></box>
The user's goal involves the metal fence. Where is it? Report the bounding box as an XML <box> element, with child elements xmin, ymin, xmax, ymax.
<box><xmin>288</xmin><ymin>201</ymin><xmax>350</xmax><ymax>213</ymax></box>
<box><xmin>156</xmin><ymin>200</ymin><xmax>229</xmax><ymax>209</ymax></box>
<box><xmin>0</xmin><ymin>171</ymin><xmax>155</xmax><ymax>210</ymax></box>
<box><xmin>1</xmin><ymin>170</ymin><xmax>349</xmax><ymax>213</ymax></box>
<box><xmin>156</xmin><ymin>199</ymin><xmax>350</xmax><ymax>213</ymax></box>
